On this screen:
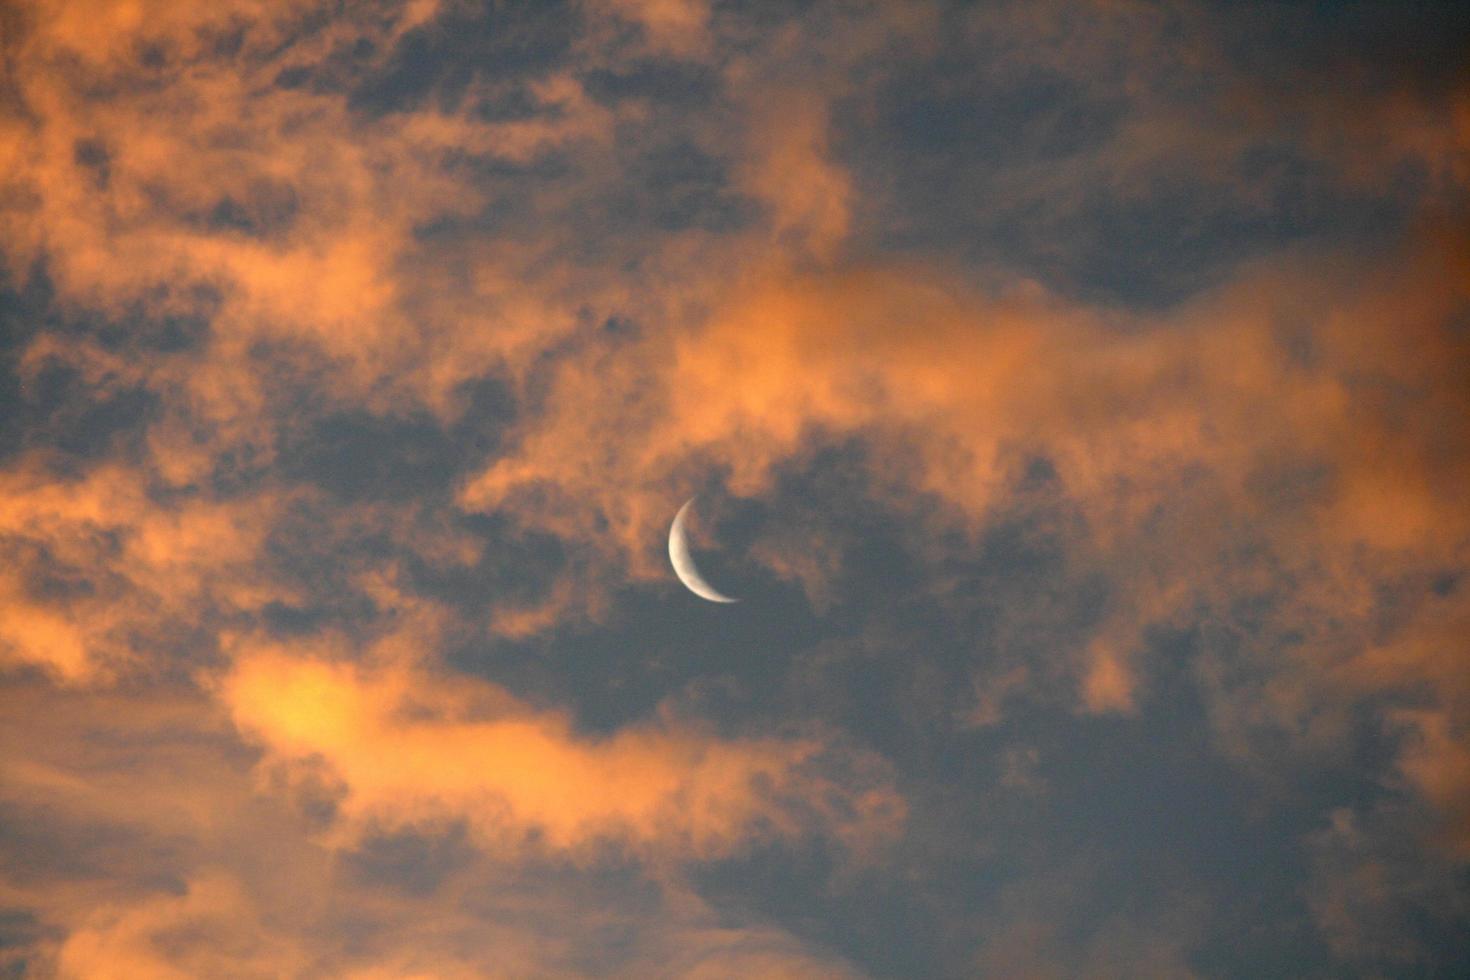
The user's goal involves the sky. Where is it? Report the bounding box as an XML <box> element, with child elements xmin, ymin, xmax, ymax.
<box><xmin>0</xmin><ymin>1</ymin><xmax>1468</xmax><ymax>977</ymax></box>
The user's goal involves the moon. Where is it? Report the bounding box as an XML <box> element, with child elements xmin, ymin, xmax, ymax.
<box><xmin>668</xmin><ymin>498</ymin><xmax>739</xmax><ymax>604</ymax></box>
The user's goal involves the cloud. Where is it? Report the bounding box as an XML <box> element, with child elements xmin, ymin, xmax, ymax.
<box><xmin>0</xmin><ymin>658</ymin><xmax>890</xmax><ymax>977</ymax></box>
<box><xmin>0</xmin><ymin>456</ymin><xmax>291</xmax><ymax>681</ymax></box>
<box><xmin>1</xmin><ymin>0</ymin><xmax>629</xmax><ymax>482</ymax></box>
<box><xmin>2</xmin><ymin>0</ymin><xmax>1469</xmax><ymax>973</ymax></box>
<box><xmin>1392</xmin><ymin>710</ymin><xmax>1470</xmax><ymax>857</ymax></box>
<box><xmin>221</xmin><ymin>634</ymin><xmax>902</xmax><ymax>860</ymax></box>
<box><xmin>737</xmin><ymin>94</ymin><xmax>852</xmax><ymax>260</ymax></box>
<box><xmin>465</xmin><ymin>234</ymin><xmax>1467</xmax><ymax>597</ymax></box>
<box><xmin>1306</xmin><ymin>804</ymin><xmax>1470</xmax><ymax>970</ymax></box>
<box><xmin>52</xmin><ymin>873</ymin><xmax>315</xmax><ymax>980</ymax></box>
<box><xmin>459</xmin><ymin>213</ymin><xmax>1470</xmax><ymax>889</ymax></box>
<box><xmin>588</xmin><ymin>0</ymin><xmax>713</xmax><ymax>61</ymax></box>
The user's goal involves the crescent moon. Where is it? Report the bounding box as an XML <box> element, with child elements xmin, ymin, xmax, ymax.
<box><xmin>668</xmin><ymin>498</ymin><xmax>739</xmax><ymax>604</ymax></box>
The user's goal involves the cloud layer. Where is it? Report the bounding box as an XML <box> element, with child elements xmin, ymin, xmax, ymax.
<box><xmin>2</xmin><ymin>0</ymin><xmax>1467</xmax><ymax>975</ymax></box>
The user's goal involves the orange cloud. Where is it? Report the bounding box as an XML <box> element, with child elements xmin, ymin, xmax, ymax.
<box><xmin>1</xmin><ymin>0</ymin><xmax>631</xmax><ymax>489</ymax></box>
<box><xmin>460</xmin><ymin>237</ymin><xmax>1470</xmax><ymax>837</ymax></box>
<box><xmin>222</xmin><ymin>638</ymin><xmax>903</xmax><ymax>860</ymax></box>
<box><xmin>0</xmin><ymin>672</ymin><xmax>879</xmax><ymax>977</ymax></box>
<box><xmin>591</xmin><ymin>0</ymin><xmax>713</xmax><ymax>60</ymax></box>
<box><xmin>0</xmin><ymin>457</ymin><xmax>291</xmax><ymax>680</ymax></box>
<box><xmin>52</xmin><ymin>873</ymin><xmax>313</xmax><ymax>980</ymax></box>
<box><xmin>1393</xmin><ymin>710</ymin><xmax>1470</xmax><ymax>856</ymax></box>
<box><xmin>737</xmin><ymin>95</ymin><xmax>852</xmax><ymax>259</ymax></box>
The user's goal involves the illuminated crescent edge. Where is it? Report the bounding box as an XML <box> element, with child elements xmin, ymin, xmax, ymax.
<box><xmin>668</xmin><ymin>498</ymin><xmax>739</xmax><ymax>603</ymax></box>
